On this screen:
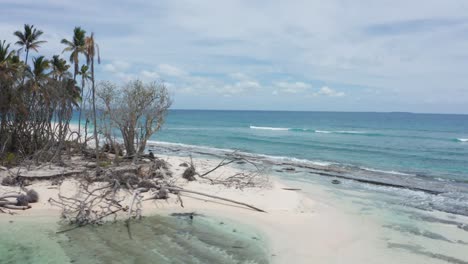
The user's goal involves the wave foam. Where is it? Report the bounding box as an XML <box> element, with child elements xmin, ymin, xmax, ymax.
<box><xmin>250</xmin><ymin>126</ymin><xmax>369</xmax><ymax>135</ymax></box>
<box><xmin>456</xmin><ymin>138</ymin><xmax>468</xmax><ymax>142</ymax></box>
<box><xmin>315</xmin><ymin>130</ymin><xmax>369</xmax><ymax>135</ymax></box>
<box><xmin>361</xmin><ymin>167</ymin><xmax>413</xmax><ymax>176</ymax></box>
<box><xmin>249</xmin><ymin>126</ymin><xmax>289</xmax><ymax>131</ymax></box>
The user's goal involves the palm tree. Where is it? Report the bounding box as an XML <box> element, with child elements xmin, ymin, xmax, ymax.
<box><xmin>51</xmin><ymin>55</ymin><xmax>70</xmax><ymax>81</ymax></box>
<box><xmin>61</xmin><ymin>27</ymin><xmax>86</xmax><ymax>81</ymax></box>
<box><xmin>29</xmin><ymin>56</ymin><xmax>50</xmax><ymax>92</ymax></box>
<box><xmin>0</xmin><ymin>41</ymin><xmax>16</xmax><ymax>64</ymax></box>
<box><xmin>0</xmin><ymin>40</ymin><xmax>19</xmax><ymax>79</ymax></box>
<box><xmin>0</xmin><ymin>40</ymin><xmax>19</xmax><ymax>137</ymax></box>
<box><xmin>77</xmin><ymin>64</ymin><xmax>91</xmax><ymax>140</ymax></box>
<box><xmin>13</xmin><ymin>24</ymin><xmax>46</xmax><ymax>66</ymax></box>
<box><xmin>85</xmin><ymin>33</ymin><xmax>100</xmax><ymax>160</ymax></box>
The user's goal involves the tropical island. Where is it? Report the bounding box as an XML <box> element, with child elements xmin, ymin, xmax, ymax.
<box><xmin>1</xmin><ymin>18</ymin><xmax>468</xmax><ymax>264</ymax></box>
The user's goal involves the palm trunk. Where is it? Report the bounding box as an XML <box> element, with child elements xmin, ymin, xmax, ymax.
<box><xmin>91</xmin><ymin>58</ymin><xmax>99</xmax><ymax>164</ymax></box>
<box><xmin>78</xmin><ymin>75</ymin><xmax>84</xmax><ymax>142</ymax></box>
<box><xmin>25</xmin><ymin>49</ymin><xmax>29</xmax><ymax>66</ymax></box>
<box><xmin>21</xmin><ymin>49</ymin><xmax>29</xmax><ymax>86</ymax></box>
<box><xmin>73</xmin><ymin>61</ymin><xmax>78</xmax><ymax>81</ymax></box>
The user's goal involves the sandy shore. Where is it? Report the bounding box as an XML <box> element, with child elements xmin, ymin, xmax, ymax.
<box><xmin>0</xmin><ymin>154</ymin><xmax>386</xmax><ymax>264</ymax></box>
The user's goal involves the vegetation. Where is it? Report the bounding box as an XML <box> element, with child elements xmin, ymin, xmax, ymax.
<box><xmin>97</xmin><ymin>80</ymin><xmax>172</xmax><ymax>157</ymax></box>
<box><xmin>0</xmin><ymin>24</ymin><xmax>98</xmax><ymax>164</ymax></box>
<box><xmin>1</xmin><ymin>24</ymin><xmax>172</xmax><ymax>166</ymax></box>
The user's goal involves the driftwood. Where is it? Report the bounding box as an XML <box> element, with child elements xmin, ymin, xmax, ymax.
<box><xmin>165</xmin><ymin>187</ymin><xmax>266</xmax><ymax>213</ymax></box>
<box><xmin>0</xmin><ymin>189</ymin><xmax>38</xmax><ymax>212</ymax></box>
<box><xmin>182</xmin><ymin>153</ymin><xmax>267</xmax><ymax>190</ymax></box>
<box><xmin>282</xmin><ymin>188</ymin><xmax>301</xmax><ymax>191</ymax></box>
<box><xmin>46</xmin><ymin>152</ymin><xmax>267</xmax><ymax>231</ymax></box>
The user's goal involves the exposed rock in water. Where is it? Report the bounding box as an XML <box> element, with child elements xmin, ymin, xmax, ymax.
<box><xmin>458</xmin><ymin>224</ymin><xmax>468</xmax><ymax>232</ymax></box>
<box><xmin>331</xmin><ymin>179</ymin><xmax>341</xmax><ymax>184</ymax></box>
<box><xmin>284</xmin><ymin>167</ymin><xmax>295</xmax><ymax>172</ymax></box>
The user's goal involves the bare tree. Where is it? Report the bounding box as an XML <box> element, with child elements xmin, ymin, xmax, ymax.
<box><xmin>97</xmin><ymin>80</ymin><xmax>171</xmax><ymax>157</ymax></box>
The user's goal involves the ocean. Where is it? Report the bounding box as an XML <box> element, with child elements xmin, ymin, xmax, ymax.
<box><xmin>145</xmin><ymin>110</ymin><xmax>468</xmax><ymax>263</ymax></box>
<box><xmin>147</xmin><ymin>110</ymin><xmax>468</xmax><ymax>215</ymax></box>
<box><xmin>153</xmin><ymin>110</ymin><xmax>468</xmax><ymax>182</ymax></box>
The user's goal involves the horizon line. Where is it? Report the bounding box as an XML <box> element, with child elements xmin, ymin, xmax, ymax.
<box><xmin>170</xmin><ymin>108</ymin><xmax>468</xmax><ymax>116</ymax></box>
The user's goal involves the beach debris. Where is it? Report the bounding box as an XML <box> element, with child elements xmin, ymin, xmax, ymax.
<box><xmin>170</xmin><ymin>212</ymin><xmax>203</xmax><ymax>218</ymax></box>
<box><xmin>102</xmin><ymin>143</ymin><xmax>124</xmax><ymax>156</ymax></box>
<box><xmin>35</xmin><ymin>151</ymin><xmax>268</xmax><ymax>232</ymax></box>
<box><xmin>165</xmin><ymin>187</ymin><xmax>267</xmax><ymax>213</ymax></box>
<box><xmin>179</xmin><ymin>162</ymin><xmax>189</xmax><ymax>167</ymax></box>
<box><xmin>1</xmin><ymin>176</ymin><xmax>16</xmax><ymax>186</ymax></box>
<box><xmin>184</xmin><ymin>152</ymin><xmax>267</xmax><ymax>189</ymax></box>
<box><xmin>332</xmin><ymin>179</ymin><xmax>341</xmax><ymax>184</ymax></box>
<box><xmin>26</xmin><ymin>189</ymin><xmax>39</xmax><ymax>203</ymax></box>
<box><xmin>0</xmin><ymin>189</ymin><xmax>39</xmax><ymax>211</ymax></box>
<box><xmin>181</xmin><ymin>156</ymin><xmax>197</xmax><ymax>181</ymax></box>
<box><xmin>182</xmin><ymin>166</ymin><xmax>197</xmax><ymax>181</ymax></box>
<box><xmin>282</xmin><ymin>188</ymin><xmax>301</xmax><ymax>191</ymax></box>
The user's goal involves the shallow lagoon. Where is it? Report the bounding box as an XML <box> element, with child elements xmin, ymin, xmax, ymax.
<box><xmin>0</xmin><ymin>214</ymin><xmax>269</xmax><ymax>264</ymax></box>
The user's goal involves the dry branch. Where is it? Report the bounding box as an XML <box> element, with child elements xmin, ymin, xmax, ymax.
<box><xmin>47</xmin><ymin>152</ymin><xmax>268</xmax><ymax>229</ymax></box>
<box><xmin>166</xmin><ymin>187</ymin><xmax>266</xmax><ymax>213</ymax></box>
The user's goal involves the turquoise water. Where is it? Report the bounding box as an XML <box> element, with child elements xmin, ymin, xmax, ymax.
<box><xmin>0</xmin><ymin>214</ymin><xmax>268</xmax><ymax>264</ymax></box>
<box><xmin>153</xmin><ymin>110</ymin><xmax>468</xmax><ymax>181</ymax></box>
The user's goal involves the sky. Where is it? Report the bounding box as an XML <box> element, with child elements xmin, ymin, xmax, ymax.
<box><xmin>1</xmin><ymin>0</ymin><xmax>468</xmax><ymax>114</ymax></box>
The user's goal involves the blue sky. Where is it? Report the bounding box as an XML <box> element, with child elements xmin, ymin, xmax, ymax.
<box><xmin>1</xmin><ymin>0</ymin><xmax>468</xmax><ymax>113</ymax></box>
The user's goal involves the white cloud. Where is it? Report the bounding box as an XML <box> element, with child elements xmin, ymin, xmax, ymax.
<box><xmin>273</xmin><ymin>81</ymin><xmax>311</xmax><ymax>94</ymax></box>
<box><xmin>221</xmin><ymin>80</ymin><xmax>261</xmax><ymax>95</ymax></box>
<box><xmin>103</xmin><ymin>60</ymin><xmax>131</xmax><ymax>73</ymax></box>
<box><xmin>2</xmin><ymin>0</ymin><xmax>468</xmax><ymax>112</ymax></box>
<box><xmin>158</xmin><ymin>64</ymin><xmax>186</xmax><ymax>77</ymax></box>
<box><xmin>315</xmin><ymin>86</ymin><xmax>345</xmax><ymax>97</ymax></box>
<box><xmin>140</xmin><ymin>70</ymin><xmax>160</xmax><ymax>80</ymax></box>
<box><xmin>229</xmin><ymin>72</ymin><xmax>250</xmax><ymax>81</ymax></box>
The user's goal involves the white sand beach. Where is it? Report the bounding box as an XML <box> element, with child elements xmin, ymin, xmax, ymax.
<box><xmin>0</xmin><ymin>154</ymin><xmax>392</xmax><ymax>264</ymax></box>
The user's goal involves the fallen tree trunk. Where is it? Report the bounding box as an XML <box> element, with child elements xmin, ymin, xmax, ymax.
<box><xmin>2</xmin><ymin>204</ymin><xmax>31</xmax><ymax>210</ymax></box>
<box><xmin>0</xmin><ymin>191</ymin><xmax>37</xmax><ymax>211</ymax></box>
<box><xmin>165</xmin><ymin>187</ymin><xmax>266</xmax><ymax>213</ymax></box>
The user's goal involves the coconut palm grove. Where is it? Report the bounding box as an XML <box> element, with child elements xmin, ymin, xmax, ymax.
<box><xmin>0</xmin><ymin>25</ymin><xmax>99</xmax><ymax>163</ymax></box>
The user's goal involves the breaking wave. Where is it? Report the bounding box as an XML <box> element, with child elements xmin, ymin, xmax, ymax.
<box><xmin>250</xmin><ymin>126</ymin><xmax>377</xmax><ymax>136</ymax></box>
<box><xmin>249</xmin><ymin>126</ymin><xmax>289</xmax><ymax>131</ymax></box>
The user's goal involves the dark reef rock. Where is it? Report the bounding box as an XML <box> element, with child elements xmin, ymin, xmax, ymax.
<box><xmin>331</xmin><ymin>179</ymin><xmax>341</xmax><ymax>185</ymax></box>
